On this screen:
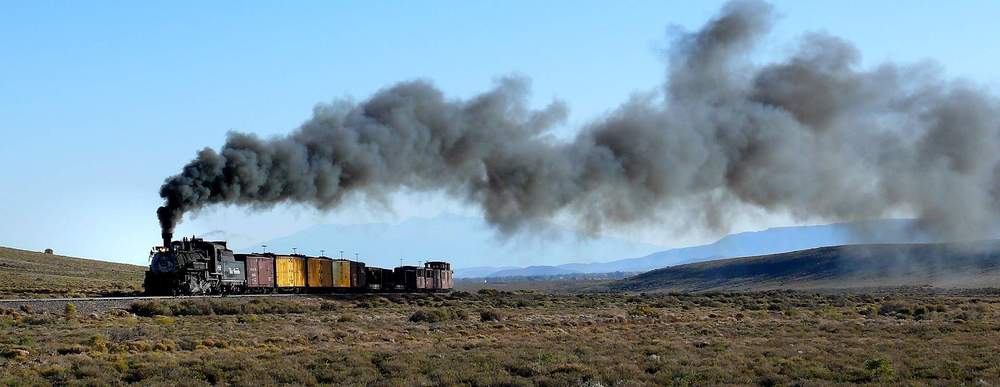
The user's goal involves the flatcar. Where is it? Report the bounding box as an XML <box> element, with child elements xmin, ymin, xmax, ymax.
<box><xmin>144</xmin><ymin>235</ymin><xmax>453</xmax><ymax>296</ymax></box>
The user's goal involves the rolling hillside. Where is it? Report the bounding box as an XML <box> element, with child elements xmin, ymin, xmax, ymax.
<box><xmin>0</xmin><ymin>246</ymin><xmax>145</xmax><ymax>298</ymax></box>
<box><xmin>612</xmin><ymin>240</ymin><xmax>1000</xmax><ymax>292</ymax></box>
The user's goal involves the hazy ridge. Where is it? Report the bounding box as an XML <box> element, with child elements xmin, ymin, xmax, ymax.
<box><xmin>612</xmin><ymin>240</ymin><xmax>1000</xmax><ymax>292</ymax></box>
<box><xmin>462</xmin><ymin>219</ymin><xmax>943</xmax><ymax>277</ymax></box>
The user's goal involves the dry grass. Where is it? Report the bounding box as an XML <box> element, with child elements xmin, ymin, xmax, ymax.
<box><xmin>2</xmin><ymin>290</ymin><xmax>1000</xmax><ymax>385</ymax></box>
<box><xmin>0</xmin><ymin>247</ymin><xmax>144</xmax><ymax>298</ymax></box>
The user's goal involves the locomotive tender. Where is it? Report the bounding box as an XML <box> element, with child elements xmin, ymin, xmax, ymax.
<box><xmin>144</xmin><ymin>234</ymin><xmax>453</xmax><ymax>295</ymax></box>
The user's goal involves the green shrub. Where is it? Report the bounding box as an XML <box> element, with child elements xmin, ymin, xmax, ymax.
<box><xmin>130</xmin><ymin>301</ymin><xmax>172</xmax><ymax>317</ymax></box>
<box><xmin>409</xmin><ymin>308</ymin><xmax>467</xmax><ymax>323</ymax></box>
<box><xmin>628</xmin><ymin>305</ymin><xmax>661</xmax><ymax>319</ymax></box>
<box><xmin>878</xmin><ymin>302</ymin><xmax>911</xmax><ymax>318</ymax></box>
<box><xmin>863</xmin><ymin>357</ymin><xmax>895</xmax><ymax>381</ymax></box>
<box><xmin>211</xmin><ymin>300</ymin><xmax>244</xmax><ymax>315</ymax></box>
<box><xmin>479</xmin><ymin>309</ymin><xmax>504</xmax><ymax>322</ymax></box>
<box><xmin>154</xmin><ymin>316</ymin><xmax>175</xmax><ymax>325</ymax></box>
<box><xmin>0</xmin><ymin>348</ymin><xmax>29</xmax><ymax>360</ymax></box>
<box><xmin>408</xmin><ymin>310</ymin><xmax>438</xmax><ymax>323</ymax></box>
<box><xmin>23</xmin><ymin>314</ymin><xmax>57</xmax><ymax>325</ymax></box>
<box><xmin>87</xmin><ymin>335</ymin><xmax>108</xmax><ymax>352</ymax></box>
<box><xmin>63</xmin><ymin>303</ymin><xmax>77</xmax><ymax>321</ymax></box>
<box><xmin>241</xmin><ymin>299</ymin><xmax>311</xmax><ymax>314</ymax></box>
<box><xmin>39</xmin><ymin>364</ymin><xmax>70</xmax><ymax>383</ymax></box>
<box><xmin>171</xmin><ymin>300</ymin><xmax>214</xmax><ymax>316</ymax></box>
<box><xmin>355</xmin><ymin>297</ymin><xmax>389</xmax><ymax>309</ymax></box>
<box><xmin>56</xmin><ymin>345</ymin><xmax>86</xmax><ymax>355</ymax></box>
<box><xmin>130</xmin><ymin>299</ymin><xmax>316</xmax><ymax>317</ymax></box>
<box><xmin>954</xmin><ymin>305</ymin><xmax>986</xmax><ymax>321</ymax></box>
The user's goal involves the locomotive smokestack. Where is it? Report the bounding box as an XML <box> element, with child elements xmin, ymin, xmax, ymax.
<box><xmin>162</xmin><ymin>231</ymin><xmax>172</xmax><ymax>251</ymax></box>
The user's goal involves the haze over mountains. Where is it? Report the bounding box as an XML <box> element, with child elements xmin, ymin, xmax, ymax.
<box><xmin>466</xmin><ymin>219</ymin><xmax>949</xmax><ymax>277</ymax></box>
<box><xmin>612</xmin><ymin>240</ymin><xmax>1000</xmax><ymax>292</ymax></box>
<box><xmin>246</xmin><ymin>215</ymin><xmax>987</xmax><ymax>278</ymax></box>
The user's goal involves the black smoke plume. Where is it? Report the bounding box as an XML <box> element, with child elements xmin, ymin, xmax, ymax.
<box><xmin>158</xmin><ymin>0</ymin><xmax>1000</xmax><ymax>242</ymax></box>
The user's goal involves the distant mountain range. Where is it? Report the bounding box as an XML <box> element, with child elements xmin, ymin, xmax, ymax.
<box><xmin>461</xmin><ymin>219</ymin><xmax>957</xmax><ymax>278</ymax></box>
<box><xmin>610</xmin><ymin>240</ymin><xmax>1000</xmax><ymax>292</ymax></box>
<box><xmin>244</xmin><ymin>213</ymin><xmax>665</xmax><ymax>272</ymax></box>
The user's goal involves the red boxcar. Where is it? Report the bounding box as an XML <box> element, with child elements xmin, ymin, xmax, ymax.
<box><xmin>238</xmin><ymin>254</ymin><xmax>275</xmax><ymax>289</ymax></box>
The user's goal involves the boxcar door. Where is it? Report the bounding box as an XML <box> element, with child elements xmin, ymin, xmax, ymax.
<box><xmin>247</xmin><ymin>259</ymin><xmax>260</xmax><ymax>287</ymax></box>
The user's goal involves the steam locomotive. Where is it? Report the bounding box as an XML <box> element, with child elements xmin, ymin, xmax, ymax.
<box><xmin>144</xmin><ymin>233</ymin><xmax>453</xmax><ymax>295</ymax></box>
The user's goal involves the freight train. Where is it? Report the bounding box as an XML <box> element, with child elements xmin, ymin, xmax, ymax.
<box><xmin>144</xmin><ymin>235</ymin><xmax>453</xmax><ymax>295</ymax></box>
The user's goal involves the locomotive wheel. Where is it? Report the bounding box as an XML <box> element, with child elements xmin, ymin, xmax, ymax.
<box><xmin>182</xmin><ymin>275</ymin><xmax>209</xmax><ymax>295</ymax></box>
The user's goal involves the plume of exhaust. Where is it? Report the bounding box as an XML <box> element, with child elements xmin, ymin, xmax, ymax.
<box><xmin>158</xmin><ymin>0</ymin><xmax>1000</xmax><ymax>242</ymax></box>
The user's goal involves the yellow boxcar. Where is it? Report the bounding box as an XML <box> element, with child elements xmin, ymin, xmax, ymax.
<box><xmin>307</xmin><ymin>258</ymin><xmax>334</xmax><ymax>288</ymax></box>
<box><xmin>332</xmin><ymin>259</ymin><xmax>352</xmax><ymax>288</ymax></box>
<box><xmin>275</xmin><ymin>255</ymin><xmax>306</xmax><ymax>288</ymax></box>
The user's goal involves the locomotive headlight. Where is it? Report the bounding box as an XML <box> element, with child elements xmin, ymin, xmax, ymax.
<box><xmin>158</xmin><ymin>259</ymin><xmax>176</xmax><ymax>272</ymax></box>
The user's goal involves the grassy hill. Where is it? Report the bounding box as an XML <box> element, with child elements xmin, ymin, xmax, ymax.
<box><xmin>612</xmin><ymin>240</ymin><xmax>1000</xmax><ymax>292</ymax></box>
<box><xmin>0</xmin><ymin>246</ymin><xmax>144</xmax><ymax>298</ymax></box>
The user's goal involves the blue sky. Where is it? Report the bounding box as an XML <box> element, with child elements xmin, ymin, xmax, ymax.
<box><xmin>2</xmin><ymin>1</ymin><xmax>999</xmax><ymax>263</ymax></box>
